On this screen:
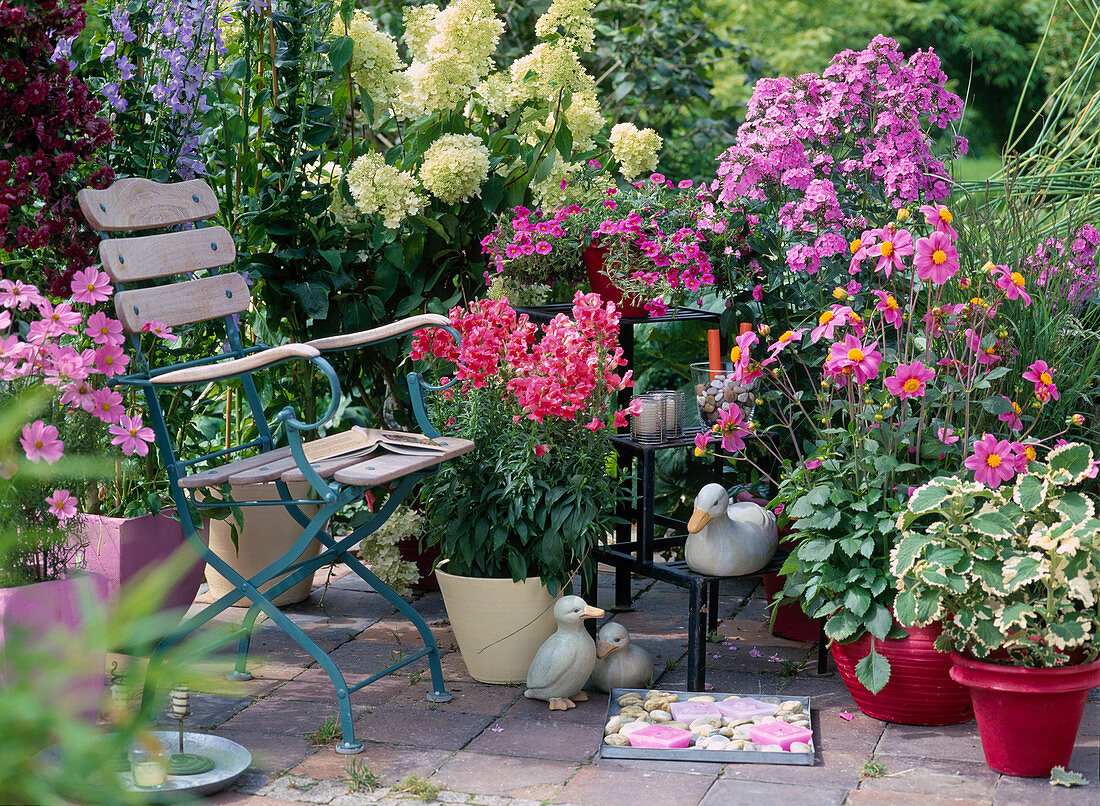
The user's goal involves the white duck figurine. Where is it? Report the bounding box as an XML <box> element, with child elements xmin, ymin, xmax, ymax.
<box><xmin>589</xmin><ymin>622</ymin><xmax>654</xmax><ymax>693</ymax></box>
<box><xmin>525</xmin><ymin>595</ymin><xmax>604</xmax><ymax>710</ymax></box>
<box><xmin>685</xmin><ymin>483</ymin><xmax>778</xmax><ymax>576</ymax></box>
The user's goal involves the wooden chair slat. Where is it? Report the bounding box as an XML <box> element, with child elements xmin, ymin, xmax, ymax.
<box><xmin>177</xmin><ymin>447</ymin><xmax>293</xmax><ymax>490</ymax></box>
<box><xmin>333</xmin><ymin>438</ymin><xmax>475</xmax><ymax>488</ymax></box>
<box><xmin>226</xmin><ymin>455</ymin><xmax>302</xmax><ymax>486</ymax></box>
<box><xmin>77</xmin><ymin>178</ymin><xmax>219</xmax><ymax>232</ymax></box>
<box><xmin>114</xmin><ymin>273</ymin><xmax>249</xmax><ymax>334</ymax></box>
<box><xmin>280</xmin><ymin>448</ymin><xmax>395</xmax><ymax>484</ymax></box>
<box><xmin>99</xmin><ymin>226</ymin><xmax>236</xmax><ymax>282</ymax></box>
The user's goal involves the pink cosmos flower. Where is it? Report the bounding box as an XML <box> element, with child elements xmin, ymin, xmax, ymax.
<box><xmin>765</xmin><ymin>328</ymin><xmax>805</xmax><ymax>359</ymax></box>
<box><xmin>716</xmin><ymin>405</ymin><xmax>749</xmax><ymax>453</ymax></box>
<box><xmin>884</xmin><ymin>361</ymin><xmax>935</xmax><ymax>400</ymax></box>
<box><xmin>997</xmin><ymin>396</ymin><xmax>1023</xmax><ymax>431</ymax></box>
<box><xmin>964</xmin><ymin>434</ymin><xmax>1017</xmax><ymax>487</ymax></box>
<box><xmin>992</xmin><ymin>265</ymin><xmax>1031</xmax><ymax>305</ymax></box>
<box><xmin>867</xmin><ymin>227</ymin><xmax>913</xmax><ymax>277</ymax></box>
<box><xmin>45</xmin><ymin>489</ymin><xmax>78</xmax><ymax>521</ymax></box>
<box><xmin>919</xmin><ymin>204</ymin><xmax>958</xmax><ymax>238</ymax></box>
<box><xmin>36</xmin><ymin>300</ymin><xmax>82</xmax><ymax>337</ymax></box>
<box><xmin>1013</xmin><ymin>441</ymin><xmax>1038</xmax><ymax>472</ymax></box>
<box><xmin>141</xmin><ymin>320</ymin><xmax>179</xmax><ymax>342</ymax></box>
<box><xmin>92</xmin><ymin>343</ymin><xmax>130</xmax><ymax>377</ymax></box>
<box><xmin>70</xmin><ymin>268</ymin><xmax>113</xmax><ymax>305</ymax></box>
<box><xmin>0</xmin><ymin>279</ymin><xmax>45</xmax><ymax>310</ymax></box>
<box><xmin>20</xmin><ymin>420</ymin><xmax>64</xmax><ymax>464</ymax></box>
<box><xmin>810</xmin><ymin>305</ymin><xmax>852</xmax><ymax>343</ymax></box>
<box><xmin>914</xmin><ymin>231</ymin><xmax>959</xmax><ymax>285</ymax></box>
<box><xmin>109</xmin><ymin>414</ymin><xmax>156</xmax><ymax>457</ymax></box>
<box><xmin>729</xmin><ymin>330</ymin><xmax>758</xmax><ymax>379</ymax></box>
<box><xmin>90</xmin><ymin>388</ymin><xmax>125</xmax><ymax>424</ymax></box>
<box><xmin>937</xmin><ymin>426</ymin><xmax>960</xmax><ymax>446</ymax></box>
<box><xmin>1022</xmin><ymin>360</ymin><xmax>1059</xmax><ymax>403</ymax></box>
<box><xmin>871</xmin><ymin>290</ymin><xmax>903</xmax><ymax>329</ymax></box>
<box><xmin>60</xmin><ymin>380</ymin><xmax>97</xmax><ymax>412</ymax></box>
<box><xmin>86</xmin><ymin>311</ymin><xmax>125</xmax><ymax>346</ymax></box>
<box><xmin>827</xmin><ymin>335</ymin><xmax>882</xmax><ymax>384</ymax></box>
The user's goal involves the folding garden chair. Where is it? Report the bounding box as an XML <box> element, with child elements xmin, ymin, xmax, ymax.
<box><xmin>77</xmin><ymin>177</ymin><xmax>472</xmax><ymax>753</ymax></box>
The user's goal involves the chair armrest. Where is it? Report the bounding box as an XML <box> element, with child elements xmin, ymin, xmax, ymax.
<box><xmin>304</xmin><ymin>313</ymin><xmax>451</xmax><ymax>353</ymax></box>
<box><xmin>150</xmin><ymin>343</ymin><xmax>321</xmax><ymax>385</ymax></box>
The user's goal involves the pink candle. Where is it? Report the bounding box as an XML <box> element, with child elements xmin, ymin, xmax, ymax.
<box><xmin>668</xmin><ymin>701</ymin><xmax>723</xmax><ymax>723</ymax></box>
<box><xmin>625</xmin><ymin>723</ymin><xmax>693</xmax><ymax>749</ymax></box>
<box><xmin>714</xmin><ymin>697</ymin><xmax>779</xmax><ymax>720</ymax></box>
<box><xmin>747</xmin><ymin>720</ymin><xmax>813</xmax><ymax>751</ymax></box>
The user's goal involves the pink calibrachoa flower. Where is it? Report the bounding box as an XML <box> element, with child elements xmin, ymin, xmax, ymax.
<box><xmin>884</xmin><ymin>361</ymin><xmax>935</xmax><ymax>400</ymax></box>
<box><xmin>20</xmin><ymin>420</ymin><xmax>64</xmax><ymax>464</ymax></box>
<box><xmin>715</xmin><ymin>405</ymin><xmax>750</xmax><ymax>453</ymax></box>
<box><xmin>1022</xmin><ymin>360</ymin><xmax>1059</xmax><ymax>403</ymax></box>
<box><xmin>964</xmin><ymin>434</ymin><xmax>1017</xmax><ymax>487</ymax></box>
<box><xmin>90</xmin><ymin>388</ymin><xmax>125</xmax><ymax>424</ymax></box>
<box><xmin>914</xmin><ymin>231</ymin><xmax>959</xmax><ymax>285</ymax></box>
<box><xmin>867</xmin><ymin>226</ymin><xmax>913</xmax><ymax>277</ymax></box>
<box><xmin>997</xmin><ymin>396</ymin><xmax>1023</xmax><ymax>431</ymax></box>
<box><xmin>86</xmin><ymin>311</ymin><xmax>125</xmax><ymax>346</ymax></box>
<box><xmin>45</xmin><ymin>489</ymin><xmax>78</xmax><ymax>521</ymax></box>
<box><xmin>919</xmin><ymin>203</ymin><xmax>957</xmax><ymax>238</ymax></box>
<box><xmin>141</xmin><ymin>320</ymin><xmax>179</xmax><ymax>342</ymax></box>
<box><xmin>109</xmin><ymin>414</ymin><xmax>155</xmax><ymax>457</ymax></box>
<box><xmin>70</xmin><ymin>268</ymin><xmax>113</xmax><ymax>304</ymax></box>
<box><xmin>992</xmin><ymin>265</ymin><xmax>1031</xmax><ymax>305</ymax></box>
<box><xmin>871</xmin><ymin>290</ymin><xmax>903</xmax><ymax>329</ymax></box>
<box><xmin>827</xmin><ymin>335</ymin><xmax>882</xmax><ymax>384</ymax></box>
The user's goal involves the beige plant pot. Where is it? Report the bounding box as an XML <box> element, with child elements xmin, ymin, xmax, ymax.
<box><xmin>205</xmin><ymin>481</ymin><xmax>323</xmax><ymax>607</ymax></box>
<box><xmin>435</xmin><ymin>559</ymin><xmax>560</xmax><ymax>685</ymax></box>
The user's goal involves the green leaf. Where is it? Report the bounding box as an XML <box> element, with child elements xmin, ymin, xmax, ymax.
<box><xmin>824</xmin><ymin>609</ymin><xmax>861</xmax><ymax>642</ymax></box>
<box><xmin>854</xmin><ymin>646</ymin><xmax>891</xmax><ymax>694</ymax></box>
<box><xmin>797</xmin><ymin>538</ymin><xmax>836</xmax><ymax>562</ymax></box>
<box><xmin>481</xmin><ymin>175</ymin><xmax>504</xmax><ymax>215</ymax></box>
<box><xmin>843</xmin><ymin>588</ymin><xmax>871</xmax><ymax>616</ymax></box>
<box><xmin>908</xmin><ymin>482</ymin><xmax>951</xmax><ymax>513</ymax></box>
<box><xmin>1013</xmin><ymin>474</ymin><xmax>1047</xmax><ymax>511</ymax></box>
<box><xmin>533</xmin><ymin>151</ymin><xmax>558</xmax><ymax>184</ymax></box>
<box><xmin>1053</xmin><ymin>491</ymin><xmax>1093</xmax><ymax>524</ymax></box>
<box><xmin>892</xmin><ymin>533</ymin><xmax>934</xmax><ymax>576</ymax></box>
<box><xmin>1049</xmin><ymin>766</ymin><xmax>1089</xmax><ymax>787</ymax></box>
<box><xmin>894</xmin><ymin>588</ymin><xmax>919</xmax><ymax>626</ymax></box>
<box><xmin>865</xmin><ymin>604</ymin><xmax>894</xmax><ymax>640</ymax></box>
<box><xmin>1047</xmin><ymin>443</ymin><xmax>1093</xmax><ymax>481</ymax></box>
<box><xmin>970</xmin><ymin>512</ymin><xmax>1014</xmax><ymax>538</ymax></box>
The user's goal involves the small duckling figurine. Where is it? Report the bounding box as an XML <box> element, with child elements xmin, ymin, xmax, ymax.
<box><xmin>525</xmin><ymin>595</ymin><xmax>605</xmax><ymax>710</ymax></box>
<box><xmin>589</xmin><ymin>622</ymin><xmax>654</xmax><ymax>692</ymax></box>
<box><xmin>685</xmin><ymin>483</ymin><xmax>778</xmax><ymax>576</ymax></box>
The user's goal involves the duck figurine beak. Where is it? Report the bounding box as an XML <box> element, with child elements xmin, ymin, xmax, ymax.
<box><xmin>582</xmin><ymin>605</ymin><xmax>605</xmax><ymax>620</ymax></box>
<box><xmin>687</xmin><ymin>507</ymin><xmax>712</xmax><ymax>534</ymax></box>
<box><xmin>595</xmin><ymin>640</ymin><xmax>618</xmax><ymax>659</ymax></box>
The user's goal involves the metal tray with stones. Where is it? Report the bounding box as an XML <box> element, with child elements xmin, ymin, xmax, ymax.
<box><xmin>599</xmin><ymin>688</ymin><xmax>815</xmax><ymax>765</ymax></box>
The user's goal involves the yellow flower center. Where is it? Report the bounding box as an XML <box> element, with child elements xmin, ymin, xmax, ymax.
<box><xmin>87</xmin><ymin>283</ymin><xmax>96</xmax><ymax>292</ymax></box>
<box><xmin>970</xmin><ymin>297</ymin><xmax>985</xmax><ymax>306</ymax></box>
<box><xmin>985</xmin><ymin>347</ymin><xmax>997</xmax><ymax>356</ymax></box>
<box><xmin>885</xmin><ymin>295</ymin><xmax>899</xmax><ymax>310</ymax></box>
<box><xmin>880</xmin><ymin>242</ymin><xmax>894</xmax><ymax>257</ymax></box>
<box><xmin>940</xmin><ymin>208</ymin><xmax>953</xmax><ymax>223</ymax></box>
<box><xmin>818</xmin><ymin>311</ymin><xmax>834</xmax><ymax>325</ymax></box>
<box><xmin>1024</xmin><ymin>446</ymin><xmax>1037</xmax><ymax>461</ymax></box>
<box><xmin>1011</xmin><ymin>272</ymin><xmax>1025</xmax><ymax>287</ymax></box>
<box><xmin>730</xmin><ymin>346</ymin><xmax>741</xmax><ymax>363</ymax></box>
<box><xmin>1040</xmin><ymin>372</ymin><xmax>1053</xmax><ymax>385</ymax></box>
<box><xmin>849</xmin><ymin>312</ymin><xmax>863</xmax><ymax>324</ymax></box>
<box><xmin>779</xmin><ymin>330</ymin><xmax>794</xmax><ymax>343</ymax></box>
<box><xmin>932</xmin><ymin>250</ymin><xmax>947</xmax><ymax>265</ymax></box>
<box><xmin>129</xmin><ymin>428</ymin><xmax>138</xmax><ymax>437</ymax></box>
<box><xmin>847</xmin><ymin>348</ymin><xmax>864</xmax><ymax>362</ymax></box>
<box><xmin>104</xmin><ymin>356</ymin><xmax>114</xmax><ymax>365</ymax></box>
<box><xmin>34</xmin><ymin>440</ymin><xmax>43</xmax><ymax>450</ymax></box>
<box><xmin>1012</xmin><ymin>402</ymin><xmax>1022</xmax><ymax>415</ymax></box>
<box><xmin>903</xmin><ymin>378</ymin><xmax>921</xmax><ymax>393</ymax></box>
<box><xmin>850</xmin><ymin>238</ymin><xmax>862</xmax><ymax>253</ymax></box>
<box><xmin>986</xmin><ymin>454</ymin><xmax>1002</xmax><ymax>468</ymax></box>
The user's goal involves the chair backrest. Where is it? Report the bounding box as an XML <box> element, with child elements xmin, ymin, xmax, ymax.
<box><xmin>77</xmin><ymin>178</ymin><xmax>247</xmax><ymax>337</ymax></box>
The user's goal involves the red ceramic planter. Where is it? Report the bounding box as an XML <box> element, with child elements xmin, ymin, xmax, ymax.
<box><xmin>949</xmin><ymin>653</ymin><xmax>1100</xmax><ymax>777</ymax></box>
<box><xmin>583</xmin><ymin>243</ymin><xmax>649</xmax><ymax>318</ymax></box>
<box><xmin>831</xmin><ymin>622</ymin><xmax>973</xmax><ymax>725</ymax></box>
<box><xmin>762</xmin><ymin>571</ymin><xmax>823</xmax><ymax>643</ymax></box>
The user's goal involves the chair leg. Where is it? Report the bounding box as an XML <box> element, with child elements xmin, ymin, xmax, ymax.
<box><xmin>229</xmin><ymin>603</ymin><xmax>264</xmax><ymax>681</ymax></box>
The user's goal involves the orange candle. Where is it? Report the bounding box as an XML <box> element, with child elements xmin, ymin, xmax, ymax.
<box><xmin>707</xmin><ymin>330</ymin><xmax>721</xmax><ymax>378</ymax></box>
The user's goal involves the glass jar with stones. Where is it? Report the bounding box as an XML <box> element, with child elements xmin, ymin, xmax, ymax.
<box><xmin>690</xmin><ymin>362</ymin><xmax>756</xmax><ymax>428</ymax></box>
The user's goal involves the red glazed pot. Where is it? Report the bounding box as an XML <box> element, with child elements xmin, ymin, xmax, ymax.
<box><xmin>397</xmin><ymin>538</ymin><xmax>441</xmax><ymax>591</ymax></box>
<box><xmin>583</xmin><ymin>243</ymin><xmax>649</xmax><ymax>318</ymax></box>
<box><xmin>762</xmin><ymin>571</ymin><xmax>823</xmax><ymax>642</ymax></box>
<box><xmin>949</xmin><ymin>652</ymin><xmax>1100</xmax><ymax>777</ymax></box>
<box><xmin>831</xmin><ymin>622</ymin><xmax>973</xmax><ymax>725</ymax></box>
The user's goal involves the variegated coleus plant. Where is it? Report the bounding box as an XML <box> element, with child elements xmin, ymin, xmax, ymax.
<box><xmin>891</xmin><ymin>442</ymin><xmax>1100</xmax><ymax>667</ymax></box>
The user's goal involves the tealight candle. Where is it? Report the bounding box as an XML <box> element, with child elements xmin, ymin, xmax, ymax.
<box><xmin>129</xmin><ymin>745</ymin><xmax>168</xmax><ymax>788</ymax></box>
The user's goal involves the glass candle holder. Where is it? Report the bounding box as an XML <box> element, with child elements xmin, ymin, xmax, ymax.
<box><xmin>630</xmin><ymin>392</ymin><xmax>684</xmax><ymax>444</ymax></box>
<box><xmin>129</xmin><ymin>744</ymin><xmax>169</xmax><ymax>788</ymax></box>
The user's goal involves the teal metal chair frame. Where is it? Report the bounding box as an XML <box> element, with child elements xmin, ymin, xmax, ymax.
<box><xmin>78</xmin><ymin>178</ymin><xmax>467</xmax><ymax>754</ymax></box>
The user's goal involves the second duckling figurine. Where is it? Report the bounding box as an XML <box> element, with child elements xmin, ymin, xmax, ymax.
<box><xmin>525</xmin><ymin>596</ymin><xmax>604</xmax><ymax>710</ymax></box>
<box><xmin>589</xmin><ymin>622</ymin><xmax>654</xmax><ymax>692</ymax></box>
<box><xmin>685</xmin><ymin>483</ymin><xmax>778</xmax><ymax>576</ymax></box>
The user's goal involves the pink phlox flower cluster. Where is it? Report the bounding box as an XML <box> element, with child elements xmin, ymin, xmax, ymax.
<box><xmin>717</xmin><ymin>36</ymin><xmax>964</xmax><ymax>274</ymax></box>
<box><xmin>1027</xmin><ymin>223</ymin><xmax>1098</xmax><ymax>316</ymax></box>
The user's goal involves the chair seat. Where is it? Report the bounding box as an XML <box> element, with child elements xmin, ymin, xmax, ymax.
<box><xmin>178</xmin><ymin>436</ymin><xmax>474</xmax><ymax>489</ymax></box>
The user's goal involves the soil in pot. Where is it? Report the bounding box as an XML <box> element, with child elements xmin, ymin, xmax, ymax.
<box><xmin>435</xmin><ymin>560</ymin><xmax>560</xmax><ymax>684</ymax></box>
<box><xmin>949</xmin><ymin>652</ymin><xmax>1100</xmax><ymax>777</ymax></box>
<box><xmin>831</xmin><ymin>621</ymin><xmax>973</xmax><ymax>725</ymax></box>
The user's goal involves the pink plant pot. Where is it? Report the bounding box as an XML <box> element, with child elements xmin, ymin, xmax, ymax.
<box><xmin>77</xmin><ymin>512</ymin><xmax>208</xmax><ymax>617</ymax></box>
<box><xmin>0</xmin><ymin>572</ymin><xmax>110</xmax><ymax>722</ymax></box>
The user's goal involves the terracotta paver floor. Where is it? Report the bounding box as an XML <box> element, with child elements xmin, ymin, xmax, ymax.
<box><xmin>139</xmin><ymin>565</ymin><xmax>1097</xmax><ymax>806</ymax></box>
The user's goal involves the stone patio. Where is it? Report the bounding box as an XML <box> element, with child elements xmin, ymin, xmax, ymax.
<box><xmin>144</xmin><ymin>565</ymin><xmax>1097</xmax><ymax>806</ymax></box>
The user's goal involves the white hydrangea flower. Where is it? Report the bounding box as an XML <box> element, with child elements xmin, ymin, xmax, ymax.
<box><xmin>345</xmin><ymin>152</ymin><xmax>425</xmax><ymax>230</ymax></box>
<box><xmin>565</xmin><ymin>90</ymin><xmax>603</xmax><ymax>150</ymax></box>
<box><xmin>397</xmin><ymin>0</ymin><xmax>503</xmax><ymax>117</ymax></box>
<box><xmin>356</xmin><ymin>506</ymin><xmax>424</xmax><ymax>597</ymax></box>
<box><xmin>332</xmin><ymin>10</ymin><xmax>408</xmax><ymax>110</ymax></box>
<box><xmin>610</xmin><ymin>122</ymin><xmax>663</xmax><ymax>180</ymax></box>
<box><xmin>305</xmin><ymin>160</ymin><xmax>358</xmax><ymax>228</ymax></box>
<box><xmin>419</xmin><ymin>133</ymin><xmax>491</xmax><ymax>205</ymax></box>
<box><xmin>534</xmin><ymin>0</ymin><xmax>597</xmax><ymax>53</ymax></box>
<box><xmin>530</xmin><ymin>156</ymin><xmax>577</xmax><ymax>211</ymax></box>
